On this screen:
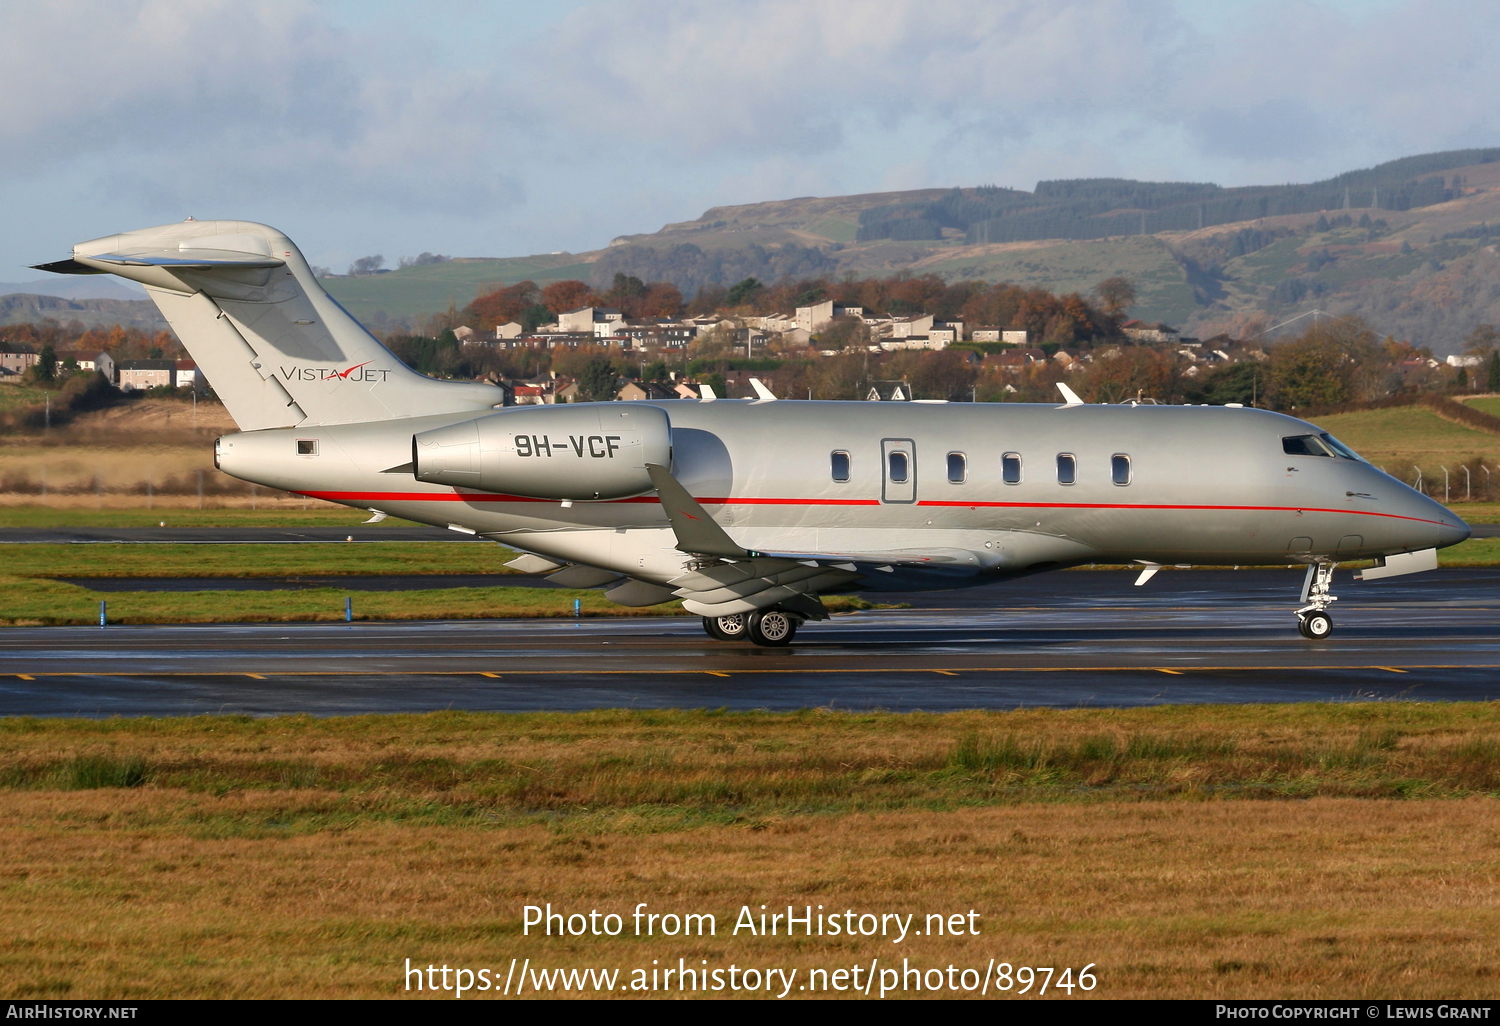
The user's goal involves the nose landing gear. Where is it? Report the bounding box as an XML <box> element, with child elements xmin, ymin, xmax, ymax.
<box><xmin>1295</xmin><ymin>562</ymin><xmax>1338</xmax><ymax>639</ymax></box>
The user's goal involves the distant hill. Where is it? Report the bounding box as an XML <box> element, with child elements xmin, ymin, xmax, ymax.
<box><xmin>0</xmin><ymin>277</ymin><xmax>145</xmax><ymax>302</ymax></box>
<box><xmin>0</xmin><ymin>294</ymin><xmax>165</xmax><ymax>331</ymax></box>
<box><xmin>44</xmin><ymin>148</ymin><xmax>1500</xmax><ymax>354</ymax></box>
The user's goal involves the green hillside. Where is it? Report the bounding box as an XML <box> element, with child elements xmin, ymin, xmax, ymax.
<box><xmin>323</xmin><ymin>254</ymin><xmax>592</xmax><ymax>323</ymax></box>
<box><xmin>917</xmin><ymin>236</ymin><xmax>1199</xmax><ymax>327</ymax></box>
<box><xmin>315</xmin><ymin>148</ymin><xmax>1500</xmax><ymax>348</ymax></box>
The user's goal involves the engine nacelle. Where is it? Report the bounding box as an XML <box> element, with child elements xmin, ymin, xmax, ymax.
<box><xmin>412</xmin><ymin>403</ymin><xmax>672</xmax><ymax>500</ymax></box>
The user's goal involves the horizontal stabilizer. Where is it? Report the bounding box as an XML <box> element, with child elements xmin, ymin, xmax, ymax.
<box><xmin>1356</xmin><ymin>548</ymin><xmax>1438</xmax><ymax>581</ymax></box>
<box><xmin>88</xmin><ymin>250</ymin><xmax>284</xmax><ymax>269</ymax></box>
<box><xmin>29</xmin><ymin>259</ymin><xmax>105</xmax><ymax>275</ymax></box>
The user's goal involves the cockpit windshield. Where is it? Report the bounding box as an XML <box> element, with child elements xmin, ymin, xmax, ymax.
<box><xmin>1283</xmin><ymin>434</ymin><xmax>1334</xmax><ymax>457</ymax></box>
<box><xmin>1282</xmin><ymin>433</ymin><xmax>1364</xmax><ymax>461</ymax></box>
<box><xmin>1319</xmin><ymin>432</ymin><xmax>1364</xmax><ymax>461</ymax></box>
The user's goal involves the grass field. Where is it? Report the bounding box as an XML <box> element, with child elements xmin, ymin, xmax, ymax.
<box><xmin>1465</xmin><ymin>396</ymin><xmax>1500</xmax><ymax>419</ymax></box>
<box><xmin>2</xmin><ymin>542</ymin><xmax>515</xmax><ymax>578</ymax></box>
<box><xmin>2</xmin><ymin>706</ymin><xmax>1499</xmax><ymax>998</ymax></box>
<box><xmin>1309</xmin><ymin>407</ymin><xmax>1500</xmax><ymax>489</ymax></box>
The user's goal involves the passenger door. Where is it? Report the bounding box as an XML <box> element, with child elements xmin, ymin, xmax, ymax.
<box><xmin>881</xmin><ymin>438</ymin><xmax>916</xmax><ymax>503</ymax></box>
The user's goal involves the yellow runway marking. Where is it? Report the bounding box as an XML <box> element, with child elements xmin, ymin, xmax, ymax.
<box><xmin>1378</xmin><ymin>667</ymin><xmax>1408</xmax><ymax>673</ymax></box>
<box><xmin>932</xmin><ymin>670</ymin><xmax>959</xmax><ymax>676</ymax></box>
<box><xmin>15</xmin><ymin>674</ymin><xmax>33</xmax><ymax>680</ymax></box>
<box><xmin>1157</xmin><ymin>668</ymin><xmax>1184</xmax><ymax>675</ymax></box>
<box><xmin>245</xmin><ymin>673</ymin><xmax>266</xmax><ymax>679</ymax></box>
<box><xmin>705</xmin><ymin>671</ymin><xmax>731</xmax><ymax>677</ymax></box>
<box><xmin>479</xmin><ymin>672</ymin><xmax>502</xmax><ymax>678</ymax></box>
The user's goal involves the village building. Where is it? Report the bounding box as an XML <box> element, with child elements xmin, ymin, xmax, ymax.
<box><xmin>0</xmin><ymin>343</ymin><xmax>38</xmax><ymax>378</ymax></box>
<box><xmin>116</xmin><ymin>358</ymin><xmax>176</xmax><ymax>390</ymax></box>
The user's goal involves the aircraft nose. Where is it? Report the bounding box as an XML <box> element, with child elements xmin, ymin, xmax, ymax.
<box><xmin>1436</xmin><ymin>515</ymin><xmax>1471</xmax><ymax>548</ymax></box>
<box><xmin>1408</xmin><ymin>490</ymin><xmax>1469</xmax><ymax>548</ymax></box>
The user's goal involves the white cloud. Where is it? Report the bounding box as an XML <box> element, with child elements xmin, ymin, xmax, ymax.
<box><xmin>3</xmin><ymin>0</ymin><xmax>1500</xmax><ymax>278</ymax></box>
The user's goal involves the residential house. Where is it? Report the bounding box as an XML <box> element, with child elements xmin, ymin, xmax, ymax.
<box><xmin>617</xmin><ymin>381</ymin><xmax>678</xmax><ymax>402</ymax></box>
<box><xmin>971</xmin><ymin>328</ymin><xmax>1029</xmax><ymax>345</ymax></box>
<box><xmin>175</xmin><ymin>360</ymin><xmax>198</xmax><ymax>389</ymax></box>
<box><xmin>988</xmin><ymin>348</ymin><xmax>1047</xmax><ymax>372</ymax></box>
<box><xmin>94</xmin><ymin>351</ymin><xmax>117</xmax><ymax>382</ymax></box>
<box><xmin>0</xmin><ymin>343</ymin><xmax>37</xmax><ymax>378</ymax></box>
<box><xmin>116</xmin><ymin>358</ymin><xmax>176</xmax><ymax>390</ymax></box>
<box><xmin>453</xmin><ymin>326</ymin><xmax>476</xmax><ymax>345</ymax></box>
<box><xmin>55</xmin><ymin>351</ymin><xmax>98</xmax><ymax>371</ymax></box>
<box><xmin>1121</xmin><ymin>320</ymin><xmax>1180</xmax><ymax>344</ymax></box>
<box><xmin>888</xmin><ymin>314</ymin><xmax>935</xmax><ymax>339</ymax></box>
<box><xmin>556</xmin><ymin>307</ymin><xmax>625</xmax><ymax>336</ymax></box>
<box><xmin>794</xmin><ymin>301</ymin><xmax>863</xmax><ymax>334</ymax></box>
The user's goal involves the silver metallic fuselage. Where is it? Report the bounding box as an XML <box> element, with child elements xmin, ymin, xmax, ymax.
<box><xmin>214</xmin><ymin>399</ymin><xmax>1468</xmax><ymax>592</ymax></box>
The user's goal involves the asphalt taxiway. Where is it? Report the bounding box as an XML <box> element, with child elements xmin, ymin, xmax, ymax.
<box><xmin>3</xmin><ymin>569</ymin><xmax>1498</xmax><ymax>716</ymax></box>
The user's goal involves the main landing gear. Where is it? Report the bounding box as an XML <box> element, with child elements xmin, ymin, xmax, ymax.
<box><xmin>701</xmin><ymin>609</ymin><xmax>801</xmax><ymax>647</ymax></box>
<box><xmin>1295</xmin><ymin>562</ymin><xmax>1337</xmax><ymax>639</ymax></box>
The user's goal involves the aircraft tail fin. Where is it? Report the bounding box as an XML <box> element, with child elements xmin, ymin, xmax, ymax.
<box><xmin>37</xmin><ymin>221</ymin><xmax>503</xmax><ymax>430</ymax></box>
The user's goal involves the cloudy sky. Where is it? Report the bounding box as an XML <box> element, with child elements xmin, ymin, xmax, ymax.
<box><xmin>2</xmin><ymin>0</ymin><xmax>1497</xmax><ymax>281</ymax></box>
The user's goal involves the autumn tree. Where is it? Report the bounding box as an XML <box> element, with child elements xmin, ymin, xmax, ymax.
<box><xmin>814</xmin><ymin>315</ymin><xmax>869</xmax><ymax>352</ymax></box>
<box><xmin>541</xmin><ymin>280</ymin><xmax>598</xmax><ymax>314</ymax></box>
<box><xmin>638</xmin><ymin>283</ymin><xmax>684</xmax><ymax>318</ymax></box>
<box><xmin>1268</xmin><ymin>317</ymin><xmax>1381</xmax><ymax>409</ymax></box>
<box><xmin>1094</xmin><ymin>276</ymin><xmax>1137</xmax><ymax>318</ymax></box>
<box><xmin>467</xmin><ymin>281</ymin><xmax>541</xmax><ymax>329</ymax></box>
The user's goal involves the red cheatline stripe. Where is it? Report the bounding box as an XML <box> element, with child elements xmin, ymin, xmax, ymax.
<box><xmin>298</xmin><ymin>491</ymin><xmax>879</xmax><ymax>506</ymax></box>
<box><xmin>296</xmin><ymin>489</ymin><xmax>1454</xmax><ymax>526</ymax></box>
<box><xmin>915</xmin><ymin>499</ymin><xmax>1451</xmax><ymax>525</ymax></box>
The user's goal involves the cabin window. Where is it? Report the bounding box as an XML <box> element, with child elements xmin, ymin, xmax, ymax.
<box><xmin>888</xmin><ymin>450</ymin><xmax>909</xmax><ymax>483</ymax></box>
<box><xmin>1056</xmin><ymin>453</ymin><xmax>1076</xmax><ymax>485</ymax></box>
<box><xmin>296</xmin><ymin>439</ymin><xmax>319</xmax><ymax>456</ymax></box>
<box><xmin>947</xmin><ymin>452</ymin><xmax>966</xmax><ymax>483</ymax></box>
<box><xmin>1282</xmin><ymin>435</ymin><xmax>1335</xmax><ymax>457</ymax></box>
<box><xmin>1002</xmin><ymin>452</ymin><xmax>1022</xmax><ymax>484</ymax></box>
<box><xmin>831</xmin><ymin>450</ymin><xmax>850</xmax><ymax>482</ymax></box>
<box><xmin>1111</xmin><ymin>453</ymin><xmax>1131</xmax><ymax>486</ymax></box>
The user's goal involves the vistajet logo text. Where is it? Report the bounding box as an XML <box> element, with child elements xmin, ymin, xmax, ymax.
<box><xmin>280</xmin><ymin>362</ymin><xmax>392</xmax><ymax>383</ymax></box>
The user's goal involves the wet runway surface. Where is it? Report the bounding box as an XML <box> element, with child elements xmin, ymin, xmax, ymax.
<box><xmin>3</xmin><ymin>570</ymin><xmax>1498</xmax><ymax>716</ymax></box>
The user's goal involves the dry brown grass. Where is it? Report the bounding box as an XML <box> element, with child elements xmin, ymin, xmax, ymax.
<box><xmin>1</xmin><ymin>794</ymin><xmax>1497</xmax><ymax>999</ymax></box>
<box><xmin>2</xmin><ymin>707</ymin><xmax>1499</xmax><ymax>999</ymax></box>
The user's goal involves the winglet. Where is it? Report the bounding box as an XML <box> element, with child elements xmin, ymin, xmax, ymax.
<box><xmin>1057</xmin><ymin>382</ymin><xmax>1084</xmax><ymax>405</ymax></box>
<box><xmin>749</xmin><ymin>377</ymin><xmax>777</xmax><ymax>401</ymax></box>
<box><xmin>645</xmin><ymin>463</ymin><xmax>752</xmax><ymax>558</ymax></box>
<box><xmin>698</xmin><ymin>383</ymin><xmax>718</xmax><ymax>401</ymax></box>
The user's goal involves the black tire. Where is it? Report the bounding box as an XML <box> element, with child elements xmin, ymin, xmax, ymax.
<box><xmin>1299</xmin><ymin>611</ymin><xmax>1333</xmax><ymax>639</ymax></box>
<box><xmin>747</xmin><ymin>609</ymin><xmax>798</xmax><ymax>647</ymax></box>
<box><xmin>703</xmin><ymin>613</ymin><xmax>748</xmax><ymax>641</ymax></box>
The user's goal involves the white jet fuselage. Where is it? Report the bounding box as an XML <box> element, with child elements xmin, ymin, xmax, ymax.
<box><xmin>216</xmin><ymin>398</ymin><xmax>1467</xmax><ymax>591</ymax></box>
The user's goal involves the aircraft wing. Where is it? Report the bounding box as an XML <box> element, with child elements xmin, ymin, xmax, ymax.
<box><xmin>646</xmin><ymin>463</ymin><xmax>980</xmax><ymax>616</ymax></box>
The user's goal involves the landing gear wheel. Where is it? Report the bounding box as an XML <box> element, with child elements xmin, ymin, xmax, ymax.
<box><xmin>702</xmin><ymin>614</ymin><xmax>748</xmax><ymax>641</ymax></box>
<box><xmin>747</xmin><ymin>609</ymin><xmax>798</xmax><ymax>647</ymax></box>
<box><xmin>1298</xmin><ymin>611</ymin><xmax>1333</xmax><ymax>639</ymax></box>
